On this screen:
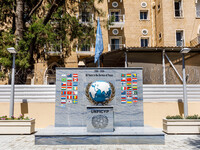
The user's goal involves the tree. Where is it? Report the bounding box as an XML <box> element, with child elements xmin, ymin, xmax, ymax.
<box><xmin>0</xmin><ymin>0</ymin><xmax>104</xmax><ymax>83</ymax></box>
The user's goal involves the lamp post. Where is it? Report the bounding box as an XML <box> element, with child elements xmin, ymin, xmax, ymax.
<box><xmin>180</xmin><ymin>48</ymin><xmax>191</xmax><ymax>118</ymax></box>
<box><xmin>7</xmin><ymin>47</ymin><xmax>17</xmax><ymax>118</ymax></box>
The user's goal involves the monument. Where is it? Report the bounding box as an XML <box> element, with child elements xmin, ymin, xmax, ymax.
<box><xmin>35</xmin><ymin>68</ymin><xmax>164</xmax><ymax>145</ymax></box>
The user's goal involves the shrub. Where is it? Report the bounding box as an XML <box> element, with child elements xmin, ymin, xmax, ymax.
<box><xmin>166</xmin><ymin>115</ymin><xmax>183</xmax><ymax>119</ymax></box>
<box><xmin>0</xmin><ymin>115</ymin><xmax>30</xmax><ymax>120</ymax></box>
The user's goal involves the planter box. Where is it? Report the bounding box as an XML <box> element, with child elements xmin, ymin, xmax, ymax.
<box><xmin>163</xmin><ymin>119</ymin><xmax>200</xmax><ymax>134</ymax></box>
<box><xmin>0</xmin><ymin>119</ymin><xmax>35</xmax><ymax>134</ymax></box>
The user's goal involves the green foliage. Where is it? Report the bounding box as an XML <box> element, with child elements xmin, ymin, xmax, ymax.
<box><xmin>186</xmin><ymin>114</ymin><xmax>200</xmax><ymax>119</ymax></box>
<box><xmin>0</xmin><ymin>114</ymin><xmax>30</xmax><ymax>120</ymax></box>
<box><xmin>166</xmin><ymin>115</ymin><xmax>183</xmax><ymax>119</ymax></box>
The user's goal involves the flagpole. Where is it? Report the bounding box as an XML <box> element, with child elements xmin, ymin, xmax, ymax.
<box><xmin>98</xmin><ymin>58</ymin><xmax>100</xmax><ymax>68</ymax></box>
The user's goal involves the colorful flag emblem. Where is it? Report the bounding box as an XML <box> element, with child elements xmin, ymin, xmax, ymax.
<box><xmin>132</xmin><ymin>86</ymin><xmax>137</xmax><ymax>90</ymax></box>
<box><xmin>133</xmin><ymin>91</ymin><xmax>138</xmax><ymax>95</ymax></box>
<box><xmin>132</xmin><ymin>74</ymin><xmax>137</xmax><ymax>77</ymax></box>
<box><xmin>61</xmin><ymin>74</ymin><xmax>66</xmax><ymax>77</ymax></box>
<box><xmin>132</xmin><ymin>82</ymin><xmax>137</xmax><ymax>85</ymax></box>
<box><xmin>67</xmin><ymin>87</ymin><xmax>72</xmax><ymax>91</ymax></box>
<box><xmin>121</xmin><ymin>78</ymin><xmax>126</xmax><ymax>82</ymax></box>
<box><xmin>127</xmin><ymin>100</ymin><xmax>132</xmax><ymax>104</ymax></box>
<box><xmin>67</xmin><ymin>82</ymin><xmax>72</xmax><ymax>86</ymax></box>
<box><xmin>67</xmin><ymin>95</ymin><xmax>72</xmax><ymax>99</ymax></box>
<box><xmin>61</xmin><ymin>91</ymin><xmax>66</xmax><ymax>95</ymax></box>
<box><xmin>121</xmin><ymin>87</ymin><xmax>126</xmax><ymax>90</ymax></box>
<box><xmin>73</xmin><ymin>95</ymin><xmax>78</xmax><ymax>99</ymax></box>
<box><xmin>61</xmin><ymin>95</ymin><xmax>66</xmax><ymax>99</ymax></box>
<box><xmin>61</xmin><ymin>100</ymin><xmax>66</xmax><ymax>104</ymax></box>
<box><xmin>67</xmin><ymin>100</ymin><xmax>72</xmax><ymax>103</ymax></box>
<box><xmin>67</xmin><ymin>74</ymin><xmax>72</xmax><ymax>77</ymax></box>
<box><xmin>67</xmin><ymin>91</ymin><xmax>72</xmax><ymax>95</ymax></box>
<box><xmin>127</xmin><ymin>74</ymin><xmax>131</xmax><ymax>77</ymax></box>
<box><xmin>73</xmin><ymin>91</ymin><xmax>78</xmax><ymax>95</ymax></box>
<box><xmin>121</xmin><ymin>74</ymin><xmax>126</xmax><ymax>77</ymax></box>
<box><xmin>127</xmin><ymin>82</ymin><xmax>131</xmax><ymax>86</ymax></box>
<box><xmin>127</xmin><ymin>78</ymin><xmax>131</xmax><ymax>82</ymax></box>
<box><xmin>61</xmin><ymin>87</ymin><xmax>66</xmax><ymax>90</ymax></box>
<box><xmin>67</xmin><ymin>78</ymin><xmax>72</xmax><ymax>81</ymax></box>
<box><xmin>61</xmin><ymin>78</ymin><xmax>66</xmax><ymax>82</ymax></box>
<box><xmin>132</xmin><ymin>78</ymin><xmax>137</xmax><ymax>81</ymax></box>
<box><xmin>73</xmin><ymin>100</ymin><xmax>78</xmax><ymax>104</ymax></box>
<box><xmin>121</xmin><ymin>95</ymin><xmax>126</xmax><ymax>99</ymax></box>
<box><xmin>61</xmin><ymin>82</ymin><xmax>66</xmax><ymax>86</ymax></box>
<box><xmin>133</xmin><ymin>95</ymin><xmax>138</xmax><ymax>99</ymax></box>
<box><xmin>73</xmin><ymin>87</ymin><xmax>78</xmax><ymax>90</ymax></box>
<box><xmin>121</xmin><ymin>82</ymin><xmax>126</xmax><ymax>86</ymax></box>
<box><xmin>127</xmin><ymin>95</ymin><xmax>132</xmax><ymax>98</ymax></box>
<box><xmin>127</xmin><ymin>87</ymin><xmax>132</xmax><ymax>90</ymax></box>
<box><xmin>121</xmin><ymin>100</ymin><xmax>126</xmax><ymax>104</ymax></box>
<box><xmin>73</xmin><ymin>78</ymin><xmax>78</xmax><ymax>82</ymax></box>
<box><xmin>121</xmin><ymin>91</ymin><xmax>126</xmax><ymax>95</ymax></box>
<box><xmin>127</xmin><ymin>91</ymin><xmax>132</xmax><ymax>95</ymax></box>
<box><xmin>133</xmin><ymin>100</ymin><xmax>138</xmax><ymax>103</ymax></box>
<box><xmin>73</xmin><ymin>82</ymin><xmax>78</xmax><ymax>86</ymax></box>
<box><xmin>73</xmin><ymin>74</ymin><xmax>78</xmax><ymax>77</ymax></box>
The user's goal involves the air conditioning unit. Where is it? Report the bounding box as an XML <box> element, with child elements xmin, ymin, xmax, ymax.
<box><xmin>141</xmin><ymin>2</ymin><xmax>147</xmax><ymax>8</ymax></box>
<box><xmin>142</xmin><ymin>29</ymin><xmax>148</xmax><ymax>35</ymax></box>
<box><xmin>112</xmin><ymin>1</ymin><xmax>118</xmax><ymax>8</ymax></box>
<box><xmin>112</xmin><ymin>29</ymin><xmax>119</xmax><ymax>35</ymax></box>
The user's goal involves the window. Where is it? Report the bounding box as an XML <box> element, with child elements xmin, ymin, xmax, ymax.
<box><xmin>176</xmin><ymin>30</ymin><xmax>184</xmax><ymax>46</ymax></box>
<box><xmin>140</xmin><ymin>11</ymin><xmax>148</xmax><ymax>20</ymax></box>
<box><xmin>174</xmin><ymin>0</ymin><xmax>183</xmax><ymax>17</ymax></box>
<box><xmin>81</xmin><ymin>12</ymin><xmax>90</xmax><ymax>22</ymax></box>
<box><xmin>141</xmin><ymin>38</ymin><xmax>149</xmax><ymax>47</ymax></box>
<box><xmin>111</xmin><ymin>38</ymin><xmax>120</xmax><ymax>50</ymax></box>
<box><xmin>111</xmin><ymin>11</ymin><xmax>120</xmax><ymax>22</ymax></box>
<box><xmin>196</xmin><ymin>0</ymin><xmax>200</xmax><ymax>18</ymax></box>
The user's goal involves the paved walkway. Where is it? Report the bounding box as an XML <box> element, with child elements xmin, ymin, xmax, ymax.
<box><xmin>0</xmin><ymin>134</ymin><xmax>200</xmax><ymax>150</ymax></box>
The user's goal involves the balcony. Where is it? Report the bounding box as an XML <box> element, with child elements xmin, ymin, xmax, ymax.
<box><xmin>76</xmin><ymin>44</ymin><xmax>95</xmax><ymax>57</ymax></box>
<box><xmin>108</xmin><ymin>14</ymin><xmax>125</xmax><ymax>29</ymax></box>
<box><xmin>44</xmin><ymin>44</ymin><xmax>62</xmax><ymax>56</ymax></box>
<box><xmin>76</xmin><ymin>14</ymin><xmax>94</xmax><ymax>25</ymax></box>
<box><xmin>190</xmin><ymin>35</ymin><xmax>200</xmax><ymax>47</ymax></box>
<box><xmin>108</xmin><ymin>44</ymin><xmax>125</xmax><ymax>51</ymax></box>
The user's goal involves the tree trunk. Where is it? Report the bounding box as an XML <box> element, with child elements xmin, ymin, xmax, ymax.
<box><xmin>15</xmin><ymin>0</ymin><xmax>24</xmax><ymax>47</ymax></box>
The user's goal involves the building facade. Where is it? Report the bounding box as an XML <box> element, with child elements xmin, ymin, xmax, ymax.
<box><xmin>1</xmin><ymin>0</ymin><xmax>200</xmax><ymax>85</ymax></box>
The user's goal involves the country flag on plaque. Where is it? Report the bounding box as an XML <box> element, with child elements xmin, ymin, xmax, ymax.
<box><xmin>127</xmin><ymin>87</ymin><xmax>132</xmax><ymax>90</ymax></box>
<box><xmin>61</xmin><ymin>95</ymin><xmax>66</xmax><ymax>99</ymax></box>
<box><xmin>121</xmin><ymin>82</ymin><xmax>126</xmax><ymax>86</ymax></box>
<box><xmin>73</xmin><ymin>82</ymin><xmax>78</xmax><ymax>86</ymax></box>
<box><xmin>67</xmin><ymin>82</ymin><xmax>72</xmax><ymax>86</ymax></box>
<box><xmin>127</xmin><ymin>100</ymin><xmax>132</xmax><ymax>104</ymax></box>
<box><xmin>67</xmin><ymin>100</ymin><xmax>72</xmax><ymax>103</ymax></box>
<box><xmin>133</xmin><ymin>100</ymin><xmax>138</xmax><ymax>103</ymax></box>
<box><xmin>61</xmin><ymin>87</ymin><xmax>66</xmax><ymax>90</ymax></box>
<box><xmin>133</xmin><ymin>95</ymin><xmax>138</xmax><ymax>99</ymax></box>
<box><xmin>133</xmin><ymin>91</ymin><xmax>138</xmax><ymax>95</ymax></box>
<box><xmin>67</xmin><ymin>78</ymin><xmax>72</xmax><ymax>81</ymax></box>
<box><xmin>132</xmin><ymin>82</ymin><xmax>137</xmax><ymax>85</ymax></box>
<box><xmin>127</xmin><ymin>91</ymin><xmax>132</xmax><ymax>95</ymax></box>
<box><xmin>61</xmin><ymin>100</ymin><xmax>66</xmax><ymax>104</ymax></box>
<box><xmin>67</xmin><ymin>91</ymin><xmax>72</xmax><ymax>95</ymax></box>
<box><xmin>121</xmin><ymin>78</ymin><xmax>126</xmax><ymax>82</ymax></box>
<box><xmin>67</xmin><ymin>87</ymin><xmax>72</xmax><ymax>91</ymax></box>
<box><xmin>67</xmin><ymin>95</ymin><xmax>72</xmax><ymax>99</ymax></box>
<box><xmin>127</xmin><ymin>95</ymin><xmax>132</xmax><ymax>98</ymax></box>
<box><xmin>121</xmin><ymin>91</ymin><xmax>126</xmax><ymax>95</ymax></box>
<box><xmin>73</xmin><ymin>91</ymin><xmax>78</xmax><ymax>95</ymax></box>
<box><xmin>121</xmin><ymin>95</ymin><xmax>126</xmax><ymax>99</ymax></box>
<box><xmin>127</xmin><ymin>82</ymin><xmax>132</xmax><ymax>86</ymax></box>
<box><xmin>73</xmin><ymin>100</ymin><xmax>78</xmax><ymax>104</ymax></box>
<box><xmin>61</xmin><ymin>82</ymin><xmax>66</xmax><ymax>86</ymax></box>
<box><xmin>132</xmin><ymin>74</ymin><xmax>137</xmax><ymax>77</ymax></box>
<box><xmin>132</xmin><ymin>78</ymin><xmax>137</xmax><ymax>81</ymax></box>
<box><xmin>61</xmin><ymin>74</ymin><xmax>66</xmax><ymax>77</ymax></box>
<box><xmin>73</xmin><ymin>95</ymin><xmax>78</xmax><ymax>99</ymax></box>
<box><xmin>121</xmin><ymin>74</ymin><xmax>126</xmax><ymax>77</ymax></box>
<box><xmin>61</xmin><ymin>91</ymin><xmax>66</xmax><ymax>95</ymax></box>
<box><xmin>121</xmin><ymin>100</ymin><xmax>126</xmax><ymax>104</ymax></box>
<box><xmin>73</xmin><ymin>87</ymin><xmax>78</xmax><ymax>90</ymax></box>
<box><xmin>73</xmin><ymin>78</ymin><xmax>78</xmax><ymax>82</ymax></box>
<box><xmin>121</xmin><ymin>87</ymin><xmax>126</xmax><ymax>90</ymax></box>
<box><xmin>61</xmin><ymin>78</ymin><xmax>66</xmax><ymax>82</ymax></box>
<box><xmin>127</xmin><ymin>78</ymin><xmax>131</xmax><ymax>82</ymax></box>
<box><xmin>127</xmin><ymin>74</ymin><xmax>131</xmax><ymax>77</ymax></box>
<box><xmin>132</xmin><ymin>86</ymin><xmax>137</xmax><ymax>90</ymax></box>
<box><xmin>67</xmin><ymin>74</ymin><xmax>72</xmax><ymax>77</ymax></box>
<box><xmin>73</xmin><ymin>74</ymin><xmax>78</xmax><ymax>77</ymax></box>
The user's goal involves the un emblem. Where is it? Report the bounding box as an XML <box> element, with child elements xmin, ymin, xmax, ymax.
<box><xmin>92</xmin><ymin>115</ymin><xmax>109</xmax><ymax>129</ymax></box>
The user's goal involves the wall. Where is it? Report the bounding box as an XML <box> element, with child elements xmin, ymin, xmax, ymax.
<box><xmin>0</xmin><ymin>85</ymin><xmax>200</xmax><ymax>128</ymax></box>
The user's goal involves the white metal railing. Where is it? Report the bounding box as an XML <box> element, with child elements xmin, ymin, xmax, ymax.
<box><xmin>108</xmin><ymin>44</ymin><xmax>125</xmax><ymax>51</ymax></box>
<box><xmin>44</xmin><ymin>43</ymin><xmax>62</xmax><ymax>55</ymax></box>
<box><xmin>76</xmin><ymin>44</ymin><xmax>94</xmax><ymax>52</ymax></box>
<box><xmin>1</xmin><ymin>85</ymin><xmax>200</xmax><ymax>102</ymax></box>
<box><xmin>108</xmin><ymin>14</ymin><xmax>125</xmax><ymax>23</ymax></box>
<box><xmin>76</xmin><ymin>14</ymin><xmax>94</xmax><ymax>24</ymax></box>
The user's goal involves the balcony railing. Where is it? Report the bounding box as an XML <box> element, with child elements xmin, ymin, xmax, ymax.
<box><xmin>44</xmin><ymin>44</ymin><xmax>62</xmax><ymax>56</ymax></box>
<box><xmin>108</xmin><ymin>14</ymin><xmax>125</xmax><ymax>29</ymax></box>
<box><xmin>76</xmin><ymin>14</ymin><xmax>94</xmax><ymax>24</ymax></box>
<box><xmin>76</xmin><ymin>44</ymin><xmax>95</xmax><ymax>56</ymax></box>
<box><xmin>108</xmin><ymin>44</ymin><xmax>125</xmax><ymax>51</ymax></box>
<box><xmin>190</xmin><ymin>35</ymin><xmax>200</xmax><ymax>47</ymax></box>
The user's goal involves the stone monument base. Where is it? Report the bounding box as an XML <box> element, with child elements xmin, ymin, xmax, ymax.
<box><xmin>35</xmin><ymin>126</ymin><xmax>165</xmax><ymax>145</ymax></box>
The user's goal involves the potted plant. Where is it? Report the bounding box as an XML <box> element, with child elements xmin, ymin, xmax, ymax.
<box><xmin>163</xmin><ymin>114</ymin><xmax>200</xmax><ymax>134</ymax></box>
<box><xmin>0</xmin><ymin>115</ymin><xmax>35</xmax><ymax>134</ymax></box>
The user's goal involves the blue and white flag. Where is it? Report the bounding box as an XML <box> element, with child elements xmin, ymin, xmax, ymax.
<box><xmin>94</xmin><ymin>18</ymin><xmax>104</xmax><ymax>63</ymax></box>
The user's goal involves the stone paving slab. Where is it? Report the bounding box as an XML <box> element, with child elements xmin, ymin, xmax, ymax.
<box><xmin>0</xmin><ymin>134</ymin><xmax>200</xmax><ymax>150</ymax></box>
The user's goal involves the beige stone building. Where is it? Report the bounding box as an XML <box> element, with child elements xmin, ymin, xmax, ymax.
<box><xmin>1</xmin><ymin>0</ymin><xmax>200</xmax><ymax>85</ymax></box>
